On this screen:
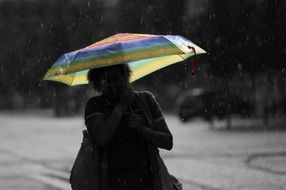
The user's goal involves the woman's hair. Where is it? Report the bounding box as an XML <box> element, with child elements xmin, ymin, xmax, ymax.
<box><xmin>87</xmin><ymin>63</ymin><xmax>132</xmax><ymax>91</ymax></box>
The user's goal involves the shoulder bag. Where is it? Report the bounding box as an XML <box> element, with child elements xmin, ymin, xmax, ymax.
<box><xmin>69</xmin><ymin>130</ymin><xmax>99</xmax><ymax>190</ymax></box>
<box><xmin>135</xmin><ymin>92</ymin><xmax>183</xmax><ymax>190</ymax></box>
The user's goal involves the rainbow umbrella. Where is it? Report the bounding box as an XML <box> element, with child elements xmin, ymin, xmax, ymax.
<box><xmin>43</xmin><ymin>33</ymin><xmax>206</xmax><ymax>86</ymax></box>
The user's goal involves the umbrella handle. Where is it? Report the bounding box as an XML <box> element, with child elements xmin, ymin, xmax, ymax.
<box><xmin>188</xmin><ymin>46</ymin><xmax>197</xmax><ymax>77</ymax></box>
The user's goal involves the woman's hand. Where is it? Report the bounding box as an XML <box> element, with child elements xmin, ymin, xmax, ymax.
<box><xmin>86</xmin><ymin>93</ymin><xmax>134</xmax><ymax>147</ymax></box>
<box><xmin>114</xmin><ymin>93</ymin><xmax>134</xmax><ymax>116</ymax></box>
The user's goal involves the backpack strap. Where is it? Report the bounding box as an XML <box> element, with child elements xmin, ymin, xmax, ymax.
<box><xmin>134</xmin><ymin>91</ymin><xmax>154</xmax><ymax>127</ymax></box>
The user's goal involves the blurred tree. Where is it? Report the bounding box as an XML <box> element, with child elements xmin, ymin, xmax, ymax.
<box><xmin>0</xmin><ymin>0</ymin><xmax>104</xmax><ymax>113</ymax></box>
<box><xmin>198</xmin><ymin>0</ymin><xmax>285</xmax><ymax>79</ymax></box>
<box><xmin>259</xmin><ymin>0</ymin><xmax>286</xmax><ymax>126</ymax></box>
<box><xmin>259</xmin><ymin>0</ymin><xmax>285</xmax><ymax>71</ymax></box>
<box><xmin>196</xmin><ymin>0</ymin><xmax>286</xmax><ymax>127</ymax></box>
<box><xmin>200</xmin><ymin>0</ymin><xmax>260</xmax><ymax>80</ymax></box>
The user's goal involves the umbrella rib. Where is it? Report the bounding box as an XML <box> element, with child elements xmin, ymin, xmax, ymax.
<box><xmin>69</xmin><ymin>73</ymin><xmax>76</xmax><ymax>86</ymax></box>
<box><xmin>178</xmin><ymin>54</ymin><xmax>185</xmax><ymax>61</ymax></box>
<box><xmin>64</xmin><ymin>50</ymin><xmax>82</xmax><ymax>75</ymax></box>
<box><xmin>162</xmin><ymin>36</ymin><xmax>185</xmax><ymax>55</ymax></box>
<box><xmin>119</xmin><ymin>40</ymin><xmax>126</xmax><ymax>64</ymax></box>
<box><xmin>69</xmin><ymin>51</ymin><xmax>81</xmax><ymax>66</ymax></box>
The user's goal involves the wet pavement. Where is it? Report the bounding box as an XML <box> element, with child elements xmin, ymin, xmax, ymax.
<box><xmin>0</xmin><ymin>111</ymin><xmax>286</xmax><ymax>190</ymax></box>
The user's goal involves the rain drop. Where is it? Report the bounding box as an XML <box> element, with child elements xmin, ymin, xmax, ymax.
<box><xmin>238</xmin><ymin>64</ymin><xmax>242</xmax><ymax>71</ymax></box>
<box><xmin>215</xmin><ymin>37</ymin><xmax>221</xmax><ymax>44</ymax></box>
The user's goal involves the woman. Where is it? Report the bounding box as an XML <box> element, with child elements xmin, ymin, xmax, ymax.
<box><xmin>85</xmin><ymin>63</ymin><xmax>173</xmax><ymax>190</ymax></box>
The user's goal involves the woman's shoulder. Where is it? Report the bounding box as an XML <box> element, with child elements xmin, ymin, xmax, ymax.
<box><xmin>84</xmin><ymin>95</ymin><xmax>105</xmax><ymax>118</ymax></box>
<box><xmin>85</xmin><ymin>95</ymin><xmax>104</xmax><ymax>107</ymax></box>
<box><xmin>133</xmin><ymin>90</ymin><xmax>158</xmax><ymax>107</ymax></box>
<box><xmin>134</xmin><ymin>90</ymin><xmax>156</xmax><ymax>101</ymax></box>
<box><xmin>134</xmin><ymin>90</ymin><xmax>154</xmax><ymax>97</ymax></box>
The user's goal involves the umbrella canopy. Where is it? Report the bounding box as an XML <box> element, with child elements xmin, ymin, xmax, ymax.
<box><xmin>43</xmin><ymin>33</ymin><xmax>206</xmax><ymax>86</ymax></box>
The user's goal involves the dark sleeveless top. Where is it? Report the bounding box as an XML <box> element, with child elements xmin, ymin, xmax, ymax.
<box><xmin>84</xmin><ymin>94</ymin><xmax>153</xmax><ymax>190</ymax></box>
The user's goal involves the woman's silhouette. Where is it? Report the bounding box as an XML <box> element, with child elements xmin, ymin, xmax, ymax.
<box><xmin>85</xmin><ymin>63</ymin><xmax>173</xmax><ymax>190</ymax></box>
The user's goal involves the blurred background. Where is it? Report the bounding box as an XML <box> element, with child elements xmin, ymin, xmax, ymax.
<box><xmin>0</xmin><ymin>0</ymin><xmax>286</xmax><ymax>190</ymax></box>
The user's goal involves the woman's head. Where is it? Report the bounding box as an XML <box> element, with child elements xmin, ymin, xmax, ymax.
<box><xmin>87</xmin><ymin>64</ymin><xmax>132</xmax><ymax>95</ymax></box>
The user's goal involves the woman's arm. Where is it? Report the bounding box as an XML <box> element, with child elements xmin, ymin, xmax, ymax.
<box><xmin>128</xmin><ymin>92</ymin><xmax>173</xmax><ymax>150</ymax></box>
<box><xmin>138</xmin><ymin>119</ymin><xmax>173</xmax><ymax>150</ymax></box>
<box><xmin>86</xmin><ymin>95</ymin><xmax>132</xmax><ymax>147</ymax></box>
